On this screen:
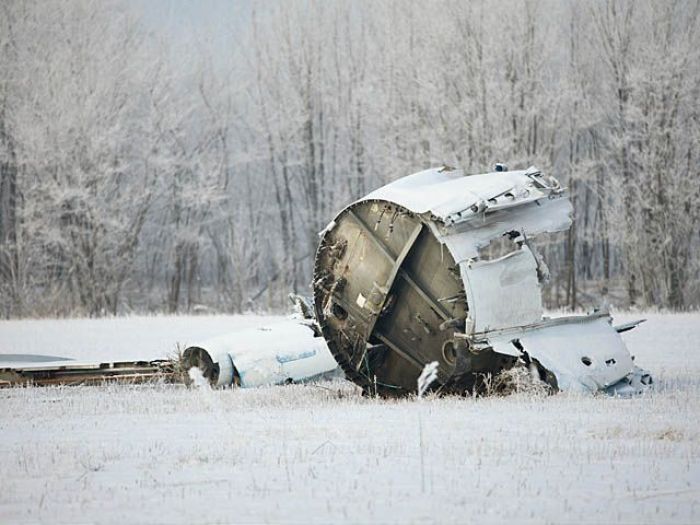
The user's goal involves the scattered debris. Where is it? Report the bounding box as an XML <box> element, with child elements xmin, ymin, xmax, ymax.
<box><xmin>0</xmin><ymin>360</ymin><xmax>179</xmax><ymax>388</ymax></box>
<box><xmin>180</xmin><ymin>307</ymin><xmax>338</xmax><ymax>388</ymax></box>
<box><xmin>1</xmin><ymin>165</ymin><xmax>652</xmax><ymax>397</ymax></box>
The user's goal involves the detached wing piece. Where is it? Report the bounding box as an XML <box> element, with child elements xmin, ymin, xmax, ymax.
<box><xmin>483</xmin><ymin>313</ymin><xmax>652</xmax><ymax>395</ymax></box>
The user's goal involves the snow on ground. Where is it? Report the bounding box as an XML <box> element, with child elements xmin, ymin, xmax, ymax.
<box><xmin>0</xmin><ymin>312</ymin><xmax>699</xmax><ymax>524</ymax></box>
<box><xmin>0</xmin><ymin>314</ymin><xmax>282</xmax><ymax>364</ymax></box>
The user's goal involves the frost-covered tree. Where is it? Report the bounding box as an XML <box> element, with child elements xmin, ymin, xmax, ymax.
<box><xmin>0</xmin><ymin>0</ymin><xmax>698</xmax><ymax>317</ymax></box>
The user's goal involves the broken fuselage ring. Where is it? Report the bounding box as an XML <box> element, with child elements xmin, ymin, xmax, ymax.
<box><xmin>313</xmin><ymin>199</ymin><xmax>507</xmax><ymax>397</ymax></box>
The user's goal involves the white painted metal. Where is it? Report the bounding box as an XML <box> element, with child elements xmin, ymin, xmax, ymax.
<box><xmin>346</xmin><ymin>165</ymin><xmax>651</xmax><ymax>395</ymax></box>
<box><xmin>462</xmin><ymin>246</ymin><xmax>544</xmax><ymax>333</ymax></box>
<box><xmin>486</xmin><ymin>314</ymin><xmax>636</xmax><ymax>393</ymax></box>
<box><xmin>186</xmin><ymin>319</ymin><xmax>338</xmax><ymax>388</ymax></box>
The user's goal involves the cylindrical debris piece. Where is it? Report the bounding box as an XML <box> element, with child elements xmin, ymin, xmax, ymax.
<box><xmin>182</xmin><ymin>319</ymin><xmax>338</xmax><ymax>388</ymax></box>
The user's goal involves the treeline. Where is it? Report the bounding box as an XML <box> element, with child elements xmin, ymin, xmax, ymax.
<box><xmin>0</xmin><ymin>0</ymin><xmax>698</xmax><ymax>317</ymax></box>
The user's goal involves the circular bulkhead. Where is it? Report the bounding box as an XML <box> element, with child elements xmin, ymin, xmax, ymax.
<box><xmin>313</xmin><ymin>199</ymin><xmax>512</xmax><ymax>397</ymax></box>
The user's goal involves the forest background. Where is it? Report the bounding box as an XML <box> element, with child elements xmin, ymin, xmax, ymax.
<box><xmin>0</xmin><ymin>0</ymin><xmax>698</xmax><ymax>317</ymax></box>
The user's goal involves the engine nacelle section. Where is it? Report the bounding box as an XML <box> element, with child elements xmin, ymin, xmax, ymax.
<box><xmin>182</xmin><ymin>319</ymin><xmax>338</xmax><ymax>388</ymax></box>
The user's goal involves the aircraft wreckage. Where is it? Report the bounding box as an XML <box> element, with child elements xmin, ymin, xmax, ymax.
<box><xmin>312</xmin><ymin>165</ymin><xmax>651</xmax><ymax>396</ymax></box>
<box><xmin>1</xmin><ymin>165</ymin><xmax>651</xmax><ymax>396</ymax></box>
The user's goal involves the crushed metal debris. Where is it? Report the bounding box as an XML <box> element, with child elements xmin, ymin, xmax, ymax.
<box><xmin>313</xmin><ymin>165</ymin><xmax>652</xmax><ymax>397</ymax></box>
<box><xmin>1</xmin><ymin>165</ymin><xmax>652</xmax><ymax>397</ymax></box>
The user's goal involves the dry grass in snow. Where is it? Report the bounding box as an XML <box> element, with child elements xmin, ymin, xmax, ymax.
<box><xmin>0</xmin><ymin>312</ymin><xmax>698</xmax><ymax>524</ymax></box>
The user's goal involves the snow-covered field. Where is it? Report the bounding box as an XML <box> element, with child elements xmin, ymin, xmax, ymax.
<box><xmin>1</xmin><ymin>313</ymin><xmax>698</xmax><ymax>524</ymax></box>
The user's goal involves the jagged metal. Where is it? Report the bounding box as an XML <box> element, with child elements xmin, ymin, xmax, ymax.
<box><xmin>0</xmin><ymin>359</ymin><xmax>179</xmax><ymax>387</ymax></box>
<box><xmin>1</xmin><ymin>166</ymin><xmax>652</xmax><ymax>396</ymax></box>
<box><xmin>313</xmin><ymin>165</ymin><xmax>652</xmax><ymax>396</ymax></box>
